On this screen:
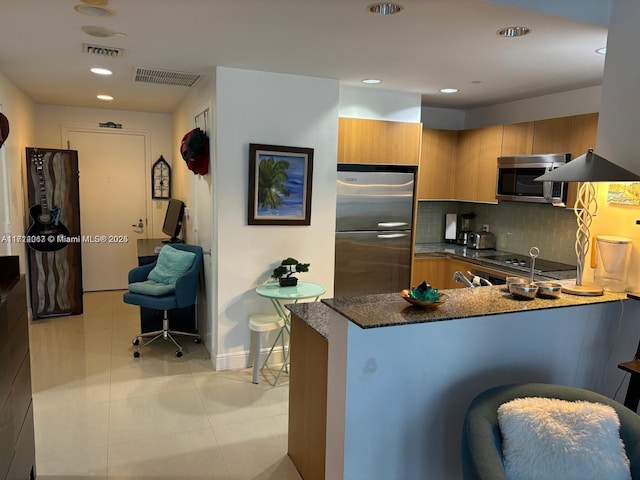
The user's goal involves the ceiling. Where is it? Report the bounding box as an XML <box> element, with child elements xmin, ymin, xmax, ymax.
<box><xmin>0</xmin><ymin>0</ymin><xmax>610</xmax><ymax>114</ymax></box>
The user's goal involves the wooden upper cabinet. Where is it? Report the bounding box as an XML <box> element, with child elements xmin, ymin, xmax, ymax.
<box><xmin>501</xmin><ymin>122</ymin><xmax>534</xmax><ymax>155</ymax></box>
<box><xmin>476</xmin><ymin>125</ymin><xmax>503</xmax><ymax>203</ymax></box>
<box><xmin>452</xmin><ymin>126</ymin><xmax>502</xmax><ymax>203</ymax></box>
<box><xmin>566</xmin><ymin>112</ymin><xmax>599</xmax><ymax>207</ymax></box>
<box><xmin>417</xmin><ymin>128</ymin><xmax>457</xmax><ymax>199</ymax></box>
<box><xmin>337</xmin><ymin>117</ymin><xmax>422</xmax><ymax>165</ymax></box>
<box><xmin>532</xmin><ymin>116</ymin><xmax>575</xmax><ymax>154</ymax></box>
<box><xmin>453</xmin><ymin>128</ymin><xmax>482</xmax><ymax>201</ymax></box>
<box><xmin>570</xmin><ymin>113</ymin><xmax>599</xmax><ymax>159</ymax></box>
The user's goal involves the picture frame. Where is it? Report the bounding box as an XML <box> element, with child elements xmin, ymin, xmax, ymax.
<box><xmin>248</xmin><ymin>143</ymin><xmax>314</xmax><ymax>225</ymax></box>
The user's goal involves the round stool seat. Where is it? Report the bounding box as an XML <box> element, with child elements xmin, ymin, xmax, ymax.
<box><xmin>249</xmin><ymin>314</ymin><xmax>284</xmax><ymax>332</ymax></box>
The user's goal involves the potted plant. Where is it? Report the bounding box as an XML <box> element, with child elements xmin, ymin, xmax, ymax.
<box><xmin>271</xmin><ymin>257</ymin><xmax>310</xmax><ymax>287</ymax></box>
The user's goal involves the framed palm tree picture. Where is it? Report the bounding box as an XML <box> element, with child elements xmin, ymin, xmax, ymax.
<box><xmin>248</xmin><ymin>143</ymin><xmax>314</xmax><ymax>225</ymax></box>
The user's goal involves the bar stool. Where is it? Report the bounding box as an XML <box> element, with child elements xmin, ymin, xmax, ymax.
<box><xmin>248</xmin><ymin>314</ymin><xmax>285</xmax><ymax>384</ymax></box>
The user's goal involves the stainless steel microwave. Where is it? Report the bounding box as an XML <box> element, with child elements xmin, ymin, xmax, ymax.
<box><xmin>496</xmin><ymin>153</ymin><xmax>571</xmax><ymax>204</ymax></box>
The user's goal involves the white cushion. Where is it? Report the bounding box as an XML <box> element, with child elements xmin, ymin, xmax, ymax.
<box><xmin>498</xmin><ymin>397</ymin><xmax>631</xmax><ymax>480</ymax></box>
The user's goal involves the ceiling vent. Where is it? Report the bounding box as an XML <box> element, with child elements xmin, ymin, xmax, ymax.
<box><xmin>82</xmin><ymin>43</ymin><xmax>124</xmax><ymax>57</ymax></box>
<box><xmin>133</xmin><ymin>67</ymin><xmax>200</xmax><ymax>87</ymax></box>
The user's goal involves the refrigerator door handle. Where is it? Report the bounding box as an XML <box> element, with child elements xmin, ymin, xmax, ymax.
<box><xmin>377</xmin><ymin>233</ymin><xmax>409</xmax><ymax>239</ymax></box>
<box><xmin>378</xmin><ymin>222</ymin><xmax>409</xmax><ymax>228</ymax></box>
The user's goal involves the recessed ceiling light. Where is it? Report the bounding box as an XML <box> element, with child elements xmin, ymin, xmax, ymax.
<box><xmin>362</xmin><ymin>78</ymin><xmax>382</xmax><ymax>84</ymax></box>
<box><xmin>82</xmin><ymin>25</ymin><xmax>116</xmax><ymax>37</ymax></box>
<box><xmin>97</xmin><ymin>94</ymin><xmax>114</xmax><ymax>101</ymax></box>
<box><xmin>91</xmin><ymin>67</ymin><xmax>112</xmax><ymax>75</ymax></box>
<box><xmin>74</xmin><ymin>4</ymin><xmax>115</xmax><ymax>17</ymax></box>
<box><xmin>596</xmin><ymin>47</ymin><xmax>607</xmax><ymax>55</ymax></box>
<box><xmin>367</xmin><ymin>3</ymin><xmax>404</xmax><ymax>15</ymax></box>
<box><xmin>439</xmin><ymin>88</ymin><xmax>459</xmax><ymax>94</ymax></box>
<box><xmin>496</xmin><ymin>26</ymin><xmax>531</xmax><ymax>38</ymax></box>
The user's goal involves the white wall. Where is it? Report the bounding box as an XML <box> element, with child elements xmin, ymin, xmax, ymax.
<box><xmin>339</xmin><ymin>84</ymin><xmax>422</xmax><ymax>122</ymax></box>
<box><xmin>34</xmin><ymin>105</ymin><xmax>172</xmax><ymax>237</ymax></box>
<box><xmin>0</xmin><ymin>72</ymin><xmax>35</xmax><ymax>273</ymax></box>
<box><xmin>421</xmin><ymin>106</ymin><xmax>466</xmax><ymax>130</ymax></box>
<box><xmin>171</xmin><ymin>69</ymin><xmax>216</xmax><ymax>356</ymax></box>
<box><xmin>464</xmin><ymin>85</ymin><xmax>602</xmax><ymax>129</ymax></box>
<box><xmin>214</xmin><ymin>67</ymin><xmax>339</xmax><ymax>370</ymax></box>
<box><xmin>594</xmin><ymin>0</ymin><xmax>640</xmax><ymax>176</ymax></box>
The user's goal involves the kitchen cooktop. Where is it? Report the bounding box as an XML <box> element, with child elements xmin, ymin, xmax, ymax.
<box><xmin>482</xmin><ymin>254</ymin><xmax>575</xmax><ymax>274</ymax></box>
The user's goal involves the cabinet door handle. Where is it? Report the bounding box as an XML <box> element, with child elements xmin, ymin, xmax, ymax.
<box><xmin>378</xmin><ymin>222</ymin><xmax>409</xmax><ymax>228</ymax></box>
<box><xmin>377</xmin><ymin>233</ymin><xmax>408</xmax><ymax>239</ymax></box>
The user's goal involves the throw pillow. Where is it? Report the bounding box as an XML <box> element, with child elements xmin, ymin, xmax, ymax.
<box><xmin>147</xmin><ymin>246</ymin><xmax>196</xmax><ymax>286</ymax></box>
<box><xmin>128</xmin><ymin>280</ymin><xmax>175</xmax><ymax>296</ymax></box>
<box><xmin>497</xmin><ymin>397</ymin><xmax>631</xmax><ymax>480</ymax></box>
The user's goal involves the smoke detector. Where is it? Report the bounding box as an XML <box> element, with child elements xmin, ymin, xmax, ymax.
<box><xmin>133</xmin><ymin>68</ymin><xmax>201</xmax><ymax>87</ymax></box>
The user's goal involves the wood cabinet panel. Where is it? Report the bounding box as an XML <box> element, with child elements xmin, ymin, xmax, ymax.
<box><xmin>453</xmin><ymin>129</ymin><xmax>482</xmax><ymax>201</ymax></box>
<box><xmin>532</xmin><ymin>116</ymin><xmax>575</xmax><ymax>154</ymax></box>
<box><xmin>338</xmin><ymin>117</ymin><xmax>421</xmax><ymax>165</ymax></box>
<box><xmin>412</xmin><ymin>256</ymin><xmax>448</xmax><ymax>289</ymax></box>
<box><xmin>288</xmin><ymin>315</ymin><xmax>327</xmax><ymax>480</ymax></box>
<box><xmin>501</xmin><ymin>122</ymin><xmax>534</xmax><ymax>155</ymax></box>
<box><xmin>477</xmin><ymin>125</ymin><xmax>503</xmax><ymax>203</ymax></box>
<box><xmin>418</xmin><ymin>128</ymin><xmax>457</xmax><ymax>199</ymax></box>
<box><xmin>566</xmin><ymin>112</ymin><xmax>599</xmax><ymax>207</ymax></box>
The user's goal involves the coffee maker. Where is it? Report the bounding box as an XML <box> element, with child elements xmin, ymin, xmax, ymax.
<box><xmin>456</xmin><ymin>212</ymin><xmax>475</xmax><ymax>245</ymax></box>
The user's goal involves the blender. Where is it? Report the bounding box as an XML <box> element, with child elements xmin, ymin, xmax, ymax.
<box><xmin>457</xmin><ymin>212</ymin><xmax>475</xmax><ymax>245</ymax></box>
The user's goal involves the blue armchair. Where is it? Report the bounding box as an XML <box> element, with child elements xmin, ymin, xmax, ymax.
<box><xmin>461</xmin><ymin>383</ymin><xmax>640</xmax><ymax>480</ymax></box>
<box><xmin>123</xmin><ymin>244</ymin><xmax>203</xmax><ymax>358</ymax></box>
<box><xmin>461</xmin><ymin>383</ymin><xmax>640</xmax><ymax>479</ymax></box>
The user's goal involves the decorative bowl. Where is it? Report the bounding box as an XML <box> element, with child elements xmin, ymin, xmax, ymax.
<box><xmin>534</xmin><ymin>281</ymin><xmax>562</xmax><ymax>298</ymax></box>
<box><xmin>401</xmin><ymin>292</ymin><xmax>448</xmax><ymax>308</ymax></box>
<box><xmin>504</xmin><ymin>276</ymin><xmax>529</xmax><ymax>292</ymax></box>
<box><xmin>509</xmin><ymin>282</ymin><xmax>539</xmax><ymax>300</ymax></box>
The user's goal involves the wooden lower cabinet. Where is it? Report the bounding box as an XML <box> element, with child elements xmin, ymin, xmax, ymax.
<box><xmin>412</xmin><ymin>255</ymin><xmax>514</xmax><ymax>290</ymax></box>
<box><xmin>411</xmin><ymin>256</ymin><xmax>449</xmax><ymax>289</ymax></box>
<box><xmin>288</xmin><ymin>314</ymin><xmax>328</xmax><ymax>480</ymax></box>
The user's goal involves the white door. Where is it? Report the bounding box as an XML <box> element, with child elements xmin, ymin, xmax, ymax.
<box><xmin>67</xmin><ymin>129</ymin><xmax>149</xmax><ymax>291</ymax></box>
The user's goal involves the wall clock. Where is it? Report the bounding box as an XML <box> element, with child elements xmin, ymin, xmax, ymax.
<box><xmin>152</xmin><ymin>155</ymin><xmax>171</xmax><ymax>199</ymax></box>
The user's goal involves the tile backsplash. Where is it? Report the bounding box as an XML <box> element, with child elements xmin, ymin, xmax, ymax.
<box><xmin>416</xmin><ymin>201</ymin><xmax>578</xmax><ymax>265</ymax></box>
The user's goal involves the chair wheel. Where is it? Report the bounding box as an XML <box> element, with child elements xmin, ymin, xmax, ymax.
<box><xmin>132</xmin><ymin>338</ymin><xmax>140</xmax><ymax>346</ymax></box>
<box><xmin>175</xmin><ymin>350</ymin><xmax>183</xmax><ymax>358</ymax></box>
<box><xmin>194</xmin><ymin>337</ymin><xmax>201</xmax><ymax>344</ymax></box>
<box><xmin>133</xmin><ymin>351</ymin><xmax>140</xmax><ymax>358</ymax></box>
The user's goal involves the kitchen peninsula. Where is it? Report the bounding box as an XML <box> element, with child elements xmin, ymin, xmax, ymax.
<box><xmin>287</xmin><ymin>286</ymin><xmax>640</xmax><ymax>480</ymax></box>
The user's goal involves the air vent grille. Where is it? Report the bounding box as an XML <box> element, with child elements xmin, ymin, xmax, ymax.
<box><xmin>133</xmin><ymin>67</ymin><xmax>200</xmax><ymax>87</ymax></box>
<box><xmin>82</xmin><ymin>43</ymin><xmax>124</xmax><ymax>57</ymax></box>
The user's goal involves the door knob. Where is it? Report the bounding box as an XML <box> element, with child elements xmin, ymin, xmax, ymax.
<box><xmin>132</xmin><ymin>218</ymin><xmax>144</xmax><ymax>228</ymax></box>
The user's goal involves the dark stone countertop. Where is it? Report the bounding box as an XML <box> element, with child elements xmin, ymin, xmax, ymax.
<box><xmin>288</xmin><ymin>281</ymin><xmax>627</xmax><ymax>337</ymax></box>
<box><xmin>414</xmin><ymin>242</ymin><xmax>576</xmax><ymax>281</ymax></box>
<box><xmin>286</xmin><ymin>301</ymin><xmax>331</xmax><ymax>339</ymax></box>
<box><xmin>323</xmin><ymin>281</ymin><xmax>627</xmax><ymax>330</ymax></box>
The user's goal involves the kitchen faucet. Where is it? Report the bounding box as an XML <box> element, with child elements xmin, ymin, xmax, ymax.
<box><xmin>453</xmin><ymin>271</ymin><xmax>474</xmax><ymax>287</ymax></box>
<box><xmin>452</xmin><ymin>271</ymin><xmax>493</xmax><ymax>288</ymax></box>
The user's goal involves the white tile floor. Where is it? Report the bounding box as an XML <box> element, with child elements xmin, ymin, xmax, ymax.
<box><xmin>29</xmin><ymin>290</ymin><xmax>302</xmax><ymax>480</ymax></box>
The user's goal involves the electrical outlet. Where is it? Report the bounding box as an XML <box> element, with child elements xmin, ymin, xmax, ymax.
<box><xmin>184</xmin><ymin>207</ymin><xmax>190</xmax><ymax>219</ymax></box>
<box><xmin>483</xmin><ymin>224</ymin><xmax>489</xmax><ymax>232</ymax></box>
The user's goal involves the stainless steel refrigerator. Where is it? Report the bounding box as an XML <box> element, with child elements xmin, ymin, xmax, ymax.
<box><xmin>335</xmin><ymin>164</ymin><xmax>417</xmax><ymax>297</ymax></box>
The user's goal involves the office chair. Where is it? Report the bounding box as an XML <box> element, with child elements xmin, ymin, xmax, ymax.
<box><xmin>123</xmin><ymin>244</ymin><xmax>202</xmax><ymax>358</ymax></box>
<box><xmin>461</xmin><ymin>383</ymin><xmax>640</xmax><ymax>480</ymax></box>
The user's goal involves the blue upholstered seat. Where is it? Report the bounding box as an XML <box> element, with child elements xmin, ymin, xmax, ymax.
<box><xmin>123</xmin><ymin>244</ymin><xmax>203</xmax><ymax>357</ymax></box>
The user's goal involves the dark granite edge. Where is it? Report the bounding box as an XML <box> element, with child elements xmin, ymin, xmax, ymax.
<box><xmin>321</xmin><ymin>286</ymin><xmax>627</xmax><ymax>330</ymax></box>
<box><xmin>286</xmin><ymin>302</ymin><xmax>330</xmax><ymax>339</ymax></box>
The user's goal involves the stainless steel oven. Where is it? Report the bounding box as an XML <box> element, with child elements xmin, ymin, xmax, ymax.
<box><xmin>496</xmin><ymin>153</ymin><xmax>570</xmax><ymax>204</ymax></box>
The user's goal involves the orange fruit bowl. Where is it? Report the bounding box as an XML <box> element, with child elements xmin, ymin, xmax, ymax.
<box><xmin>400</xmin><ymin>291</ymin><xmax>448</xmax><ymax>308</ymax></box>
